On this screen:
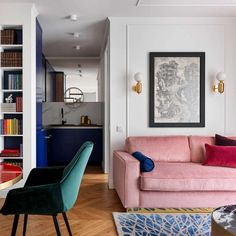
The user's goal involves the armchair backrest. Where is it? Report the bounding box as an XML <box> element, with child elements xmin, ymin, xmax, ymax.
<box><xmin>60</xmin><ymin>141</ymin><xmax>94</xmax><ymax>211</ymax></box>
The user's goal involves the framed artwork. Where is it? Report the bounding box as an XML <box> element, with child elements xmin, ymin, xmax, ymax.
<box><xmin>149</xmin><ymin>52</ymin><xmax>205</xmax><ymax>127</ymax></box>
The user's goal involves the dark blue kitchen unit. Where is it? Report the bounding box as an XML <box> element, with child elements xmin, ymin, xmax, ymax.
<box><xmin>46</xmin><ymin>126</ymin><xmax>103</xmax><ymax>166</ymax></box>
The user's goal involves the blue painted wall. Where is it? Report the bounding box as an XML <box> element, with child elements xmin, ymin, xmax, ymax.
<box><xmin>36</xmin><ymin>19</ymin><xmax>47</xmax><ymax>167</ymax></box>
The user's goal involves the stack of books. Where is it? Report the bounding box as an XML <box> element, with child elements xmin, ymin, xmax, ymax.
<box><xmin>1</xmin><ymin>52</ymin><xmax>22</xmax><ymax>67</ymax></box>
<box><xmin>0</xmin><ymin>148</ymin><xmax>20</xmax><ymax>157</ymax></box>
<box><xmin>16</xmin><ymin>97</ymin><xmax>22</xmax><ymax>112</ymax></box>
<box><xmin>7</xmin><ymin>74</ymin><xmax>22</xmax><ymax>89</ymax></box>
<box><xmin>0</xmin><ymin>103</ymin><xmax>16</xmax><ymax>112</ymax></box>
<box><xmin>0</xmin><ymin>118</ymin><xmax>23</xmax><ymax>135</ymax></box>
<box><xmin>0</xmin><ymin>30</ymin><xmax>15</xmax><ymax>44</ymax></box>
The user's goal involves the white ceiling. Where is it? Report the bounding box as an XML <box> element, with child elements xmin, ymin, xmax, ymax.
<box><xmin>1</xmin><ymin>0</ymin><xmax>236</xmax><ymax>57</ymax></box>
<box><xmin>137</xmin><ymin>0</ymin><xmax>236</xmax><ymax>7</ymax></box>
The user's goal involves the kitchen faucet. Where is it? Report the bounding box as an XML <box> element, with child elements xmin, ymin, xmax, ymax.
<box><xmin>61</xmin><ymin>108</ymin><xmax>67</xmax><ymax>125</ymax></box>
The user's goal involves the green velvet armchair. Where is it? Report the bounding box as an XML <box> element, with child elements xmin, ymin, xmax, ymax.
<box><xmin>0</xmin><ymin>141</ymin><xmax>94</xmax><ymax>236</ymax></box>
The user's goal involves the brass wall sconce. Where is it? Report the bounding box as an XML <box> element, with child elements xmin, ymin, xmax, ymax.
<box><xmin>213</xmin><ymin>72</ymin><xmax>226</xmax><ymax>94</ymax></box>
<box><xmin>133</xmin><ymin>72</ymin><xmax>143</xmax><ymax>94</ymax></box>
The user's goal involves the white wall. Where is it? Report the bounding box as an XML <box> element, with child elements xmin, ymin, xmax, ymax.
<box><xmin>99</xmin><ymin>34</ymin><xmax>110</xmax><ymax>173</ymax></box>
<box><xmin>48</xmin><ymin>58</ymin><xmax>99</xmax><ymax>101</ymax></box>
<box><xmin>108</xmin><ymin>17</ymin><xmax>236</xmax><ymax>187</ymax></box>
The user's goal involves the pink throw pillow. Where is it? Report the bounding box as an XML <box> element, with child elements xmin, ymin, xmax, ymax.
<box><xmin>203</xmin><ymin>144</ymin><xmax>236</xmax><ymax>168</ymax></box>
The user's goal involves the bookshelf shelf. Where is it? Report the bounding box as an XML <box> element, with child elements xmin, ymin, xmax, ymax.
<box><xmin>0</xmin><ymin>44</ymin><xmax>23</xmax><ymax>50</ymax></box>
<box><xmin>0</xmin><ymin>67</ymin><xmax>22</xmax><ymax>71</ymax></box>
<box><xmin>0</xmin><ymin>134</ymin><xmax>23</xmax><ymax>137</ymax></box>
<box><xmin>1</xmin><ymin>112</ymin><xmax>23</xmax><ymax>114</ymax></box>
<box><xmin>1</xmin><ymin>89</ymin><xmax>23</xmax><ymax>93</ymax></box>
<box><xmin>0</xmin><ymin>156</ymin><xmax>23</xmax><ymax>160</ymax></box>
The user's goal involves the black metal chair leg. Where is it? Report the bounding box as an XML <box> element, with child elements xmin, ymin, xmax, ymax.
<box><xmin>23</xmin><ymin>214</ymin><xmax>28</xmax><ymax>236</ymax></box>
<box><xmin>52</xmin><ymin>215</ymin><xmax>61</xmax><ymax>236</ymax></box>
<box><xmin>62</xmin><ymin>212</ymin><xmax>73</xmax><ymax>236</ymax></box>
<box><xmin>11</xmin><ymin>214</ymin><xmax>19</xmax><ymax>236</ymax></box>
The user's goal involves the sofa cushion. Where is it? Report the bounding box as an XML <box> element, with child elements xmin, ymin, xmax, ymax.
<box><xmin>203</xmin><ymin>144</ymin><xmax>236</xmax><ymax>168</ymax></box>
<box><xmin>189</xmin><ymin>136</ymin><xmax>214</xmax><ymax>163</ymax></box>
<box><xmin>140</xmin><ymin>162</ymin><xmax>236</xmax><ymax>191</ymax></box>
<box><xmin>215</xmin><ymin>134</ymin><xmax>236</xmax><ymax>146</ymax></box>
<box><xmin>126</xmin><ymin>136</ymin><xmax>190</xmax><ymax>162</ymax></box>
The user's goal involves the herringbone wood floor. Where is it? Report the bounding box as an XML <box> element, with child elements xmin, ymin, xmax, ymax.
<box><xmin>0</xmin><ymin>166</ymin><xmax>124</xmax><ymax>236</ymax></box>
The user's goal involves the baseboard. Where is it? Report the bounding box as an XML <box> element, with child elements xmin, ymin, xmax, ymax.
<box><xmin>108</xmin><ymin>178</ymin><xmax>114</xmax><ymax>189</ymax></box>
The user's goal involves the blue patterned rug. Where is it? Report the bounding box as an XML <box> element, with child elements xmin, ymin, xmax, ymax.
<box><xmin>113</xmin><ymin>212</ymin><xmax>211</xmax><ymax>236</ymax></box>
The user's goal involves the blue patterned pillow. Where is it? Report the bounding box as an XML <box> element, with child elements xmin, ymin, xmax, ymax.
<box><xmin>132</xmin><ymin>151</ymin><xmax>155</xmax><ymax>172</ymax></box>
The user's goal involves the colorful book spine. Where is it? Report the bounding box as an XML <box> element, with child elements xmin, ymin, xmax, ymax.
<box><xmin>0</xmin><ymin>118</ymin><xmax>22</xmax><ymax>135</ymax></box>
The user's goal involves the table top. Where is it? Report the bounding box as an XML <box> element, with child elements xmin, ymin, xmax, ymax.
<box><xmin>0</xmin><ymin>163</ymin><xmax>22</xmax><ymax>190</ymax></box>
<box><xmin>212</xmin><ymin>205</ymin><xmax>236</xmax><ymax>235</ymax></box>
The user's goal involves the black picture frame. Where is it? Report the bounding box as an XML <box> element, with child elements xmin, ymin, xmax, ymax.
<box><xmin>149</xmin><ymin>52</ymin><xmax>205</xmax><ymax>127</ymax></box>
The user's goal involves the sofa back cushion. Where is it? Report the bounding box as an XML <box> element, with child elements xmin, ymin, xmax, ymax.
<box><xmin>126</xmin><ymin>136</ymin><xmax>190</xmax><ymax>162</ymax></box>
<box><xmin>189</xmin><ymin>136</ymin><xmax>214</xmax><ymax>163</ymax></box>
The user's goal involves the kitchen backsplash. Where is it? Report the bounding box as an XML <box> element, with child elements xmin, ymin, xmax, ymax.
<box><xmin>42</xmin><ymin>102</ymin><xmax>103</xmax><ymax>126</ymax></box>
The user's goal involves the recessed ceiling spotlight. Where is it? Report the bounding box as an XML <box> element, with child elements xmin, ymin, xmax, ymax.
<box><xmin>73</xmin><ymin>32</ymin><xmax>80</xmax><ymax>38</ymax></box>
<box><xmin>70</xmin><ymin>14</ymin><xmax>78</xmax><ymax>21</ymax></box>
<box><xmin>75</xmin><ymin>45</ymin><xmax>80</xmax><ymax>50</ymax></box>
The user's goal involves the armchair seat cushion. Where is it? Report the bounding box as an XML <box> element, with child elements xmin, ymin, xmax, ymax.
<box><xmin>140</xmin><ymin>162</ymin><xmax>236</xmax><ymax>191</ymax></box>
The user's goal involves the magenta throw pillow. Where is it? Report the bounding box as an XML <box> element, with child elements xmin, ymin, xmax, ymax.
<box><xmin>215</xmin><ymin>134</ymin><xmax>236</xmax><ymax>146</ymax></box>
<box><xmin>203</xmin><ymin>144</ymin><xmax>236</xmax><ymax>168</ymax></box>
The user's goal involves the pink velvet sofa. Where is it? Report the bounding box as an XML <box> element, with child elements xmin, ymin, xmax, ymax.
<box><xmin>113</xmin><ymin>136</ymin><xmax>236</xmax><ymax>209</ymax></box>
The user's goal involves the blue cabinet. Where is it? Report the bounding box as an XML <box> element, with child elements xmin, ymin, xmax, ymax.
<box><xmin>36</xmin><ymin>129</ymin><xmax>47</xmax><ymax>167</ymax></box>
<box><xmin>47</xmin><ymin>128</ymin><xmax>103</xmax><ymax>166</ymax></box>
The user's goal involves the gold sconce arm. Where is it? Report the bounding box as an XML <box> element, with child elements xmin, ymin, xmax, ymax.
<box><xmin>133</xmin><ymin>81</ymin><xmax>142</xmax><ymax>94</ymax></box>
<box><xmin>213</xmin><ymin>72</ymin><xmax>226</xmax><ymax>94</ymax></box>
<box><xmin>213</xmin><ymin>80</ymin><xmax>224</xmax><ymax>94</ymax></box>
<box><xmin>133</xmin><ymin>72</ymin><xmax>143</xmax><ymax>94</ymax></box>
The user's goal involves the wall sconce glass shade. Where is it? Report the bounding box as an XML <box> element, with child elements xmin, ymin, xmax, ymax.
<box><xmin>133</xmin><ymin>72</ymin><xmax>143</xmax><ymax>94</ymax></box>
<box><xmin>213</xmin><ymin>72</ymin><xmax>226</xmax><ymax>94</ymax></box>
<box><xmin>134</xmin><ymin>72</ymin><xmax>142</xmax><ymax>82</ymax></box>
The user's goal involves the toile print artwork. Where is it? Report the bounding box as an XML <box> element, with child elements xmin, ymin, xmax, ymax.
<box><xmin>155</xmin><ymin>57</ymin><xmax>199</xmax><ymax>122</ymax></box>
<box><xmin>149</xmin><ymin>52</ymin><xmax>205</xmax><ymax>127</ymax></box>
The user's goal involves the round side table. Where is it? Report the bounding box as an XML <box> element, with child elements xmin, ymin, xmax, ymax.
<box><xmin>212</xmin><ymin>205</ymin><xmax>236</xmax><ymax>236</ymax></box>
<box><xmin>0</xmin><ymin>163</ymin><xmax>22</xmax><ymax>190</ymax></box>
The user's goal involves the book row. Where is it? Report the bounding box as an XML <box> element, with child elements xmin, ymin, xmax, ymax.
<box><xmin>7</xmin><ymin>74</ymin><xmax>22</xmax><ymax>89</ymax></box>
<box><xmin>0</xmin><ymin>30</ymin><xmax>16</xmax><ymax>44</ymax></box>
<box><xmin>0</xmin><ymin>118</ymin><xmax>23</xmax><ymax>135</ymax></box>
<box><xmin>1</xmin><ymin>52</ymin><xmax>22</xmax><ymax>67</ymax></box>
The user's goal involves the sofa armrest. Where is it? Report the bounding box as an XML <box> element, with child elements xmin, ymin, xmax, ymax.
<box><xmin>113</xmin><ymin>151</ymin><xmax>140</xmax><ymax>208</ymax></box>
